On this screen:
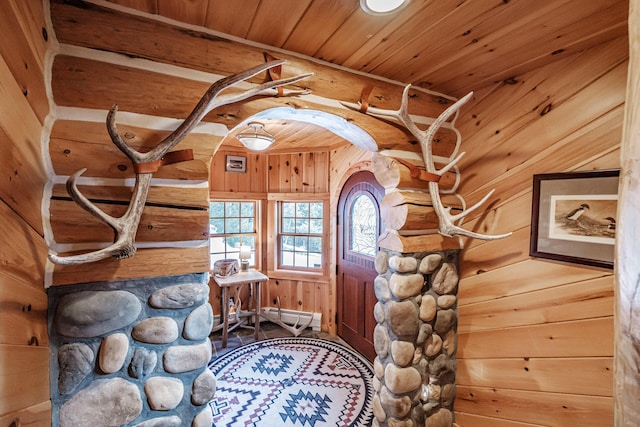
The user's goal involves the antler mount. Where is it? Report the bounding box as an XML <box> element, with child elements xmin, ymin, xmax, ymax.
<box><xmin>49</xmin><ymin>60</ymin><xmax>312</xmax><ymax>265</ymax></box>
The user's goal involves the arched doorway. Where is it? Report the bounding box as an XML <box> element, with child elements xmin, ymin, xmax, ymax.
<box><xmin>337</xmin><ymin>170</ymin><xmax>384</xmax><ymax>361</ymax></box>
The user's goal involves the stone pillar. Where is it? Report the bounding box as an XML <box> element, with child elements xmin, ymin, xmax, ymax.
<box><xmin>48</xmin><ymin>273</ymin><xmax>216</xmax><ymax>427</ymax></box>
<box><xmin>371</xmin><ymin>250</ymin><xmax>459</xmax><ymax>427</ymax></box>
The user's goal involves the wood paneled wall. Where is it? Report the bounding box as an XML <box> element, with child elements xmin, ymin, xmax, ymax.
<box><xmin>209</xmin><ymin>145</ymin><xmax>368</xmax><ymax>333</ymax></box>
<box><xmin>452</xmin><ymin>35</ymin><xmax>627</xmax><ymax>427</ymax></box>
<box><xmin>0</xmin><ymin>0</ymin><xmax>52</xmax><ymax>424</ymax></box>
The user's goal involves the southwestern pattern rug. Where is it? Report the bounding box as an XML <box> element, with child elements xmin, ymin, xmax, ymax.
<box><xmin>208</xmin><ymin>337</ymin><xmax>375</xmax><ymax>426</ymax></box>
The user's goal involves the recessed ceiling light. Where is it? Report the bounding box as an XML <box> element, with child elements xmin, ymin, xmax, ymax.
<box><xmin>360</xmin><ymin>0</ymin><xmax>409</xmax><ymax>15</ymax></box>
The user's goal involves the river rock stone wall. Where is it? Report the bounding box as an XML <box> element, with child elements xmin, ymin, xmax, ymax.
<box><xmin>48</xmin><ymin>273</ymin><xmax>215</xmax><ymax>427</ymax></box>
<box><xmin>372</xmin><ymin>250</ymin><xmax>460</xmax><ymax>427</ymax></box>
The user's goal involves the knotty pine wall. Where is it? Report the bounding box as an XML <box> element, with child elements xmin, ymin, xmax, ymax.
<box><xmin>0</xmin><ymin>1</ymin><xmax>52</xmax><ymax>424</ymax></box>
<box><xmin>209</xmin><ymin>145</ymin><xmax>371</xmax><ymax>333</ymax></box>
<box><xmin>450</xmin><ymin>35</ymin><xmax>627</xmax><ymax>426</ymax></box>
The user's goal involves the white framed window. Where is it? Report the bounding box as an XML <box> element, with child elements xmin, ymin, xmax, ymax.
<box><xmin>209</xmin><ymin>200</ymin><xmax>257</xmax><ymax>267</ymax></box>
<box><xmin>277</xmin><ymin>201</ymin><xmax>324</xmax><ymax>270</ymax></box>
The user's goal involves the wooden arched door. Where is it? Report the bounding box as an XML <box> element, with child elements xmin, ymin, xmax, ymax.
<box><xmin>337</xmin><ymin>170</ymin><xmax>384</xmax><ymax>361</ymax></box>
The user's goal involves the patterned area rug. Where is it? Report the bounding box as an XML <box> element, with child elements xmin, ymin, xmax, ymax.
<box><xmin>208</xmin><ymin>337</ymin><xmax>374</xmax><ymax>426</ymax></box>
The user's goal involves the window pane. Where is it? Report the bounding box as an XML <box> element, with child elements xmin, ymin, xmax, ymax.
<box><xmin>281</xmin><ymin>235</ymin><xmax>294</xmax><ymax>250</ymax></box>
<box><xmin>282</xmin><ymin>218</ymin><xmax>296</xmax><ymax>233</ymax></box>
<box><xmin>210</xmin><ymin>218</ymin><xmax>225</xmax><ymax>234</ymax></box>
<box><xmin>240</xmin><ymin>202</ymin><xmax>254</xmax><ymax>217</ymax></box>
<box><xmin>282</xmin><ymin>202</ymin><xmax>296</xmax><ymax>217</ymax></box>
<box><xmin>240</xmin><ymin>218</ymin><xmax>254</xmax><ymax>233</ymax></box>
<box><xmin>226</xmin><ymin>236</ymin><xmax>241</xmax><ymax>251</ymax></box>
<box><xmin>310</xmin><ymin>202</ymin><xmax>323</xmax><ymax>218</ymax></box>
<box><xmin>310</xmin><ymin>253</ymin><xmax>322</xmax><ymax>269</ymax></box>
<box><xmin>281</xmin><ymin>250</ymin><xmax>294</xmax><ymax>266</ymax></box>
<box><xmin>309</xmin><ymin>236</ymin><xmax>322</xmax><ymax>253</ymax></box>
<box><xmin>350</xmin><ymin>194</ymin><xmax>377</xmax><ymax>256</ymax></box>
<box><xmin>296</xmin><ymin>202</ymin><xmax>309</xmax><ymax>218</ymax></box>
<box><xmin>209</xmin><ymin>236</ymin><xmax>225</xmax><ymax>254</ymax></box>
<box><xmin>294</xmin><ymin>252</ymin><xmax>308</xmax><ymax>268</ymax></box>
<box><xmin>296</xmin><ymin>219</ymin><xmax>309</xmax><ymax>234</ymax></box>
<box><xmin>225</xmin><ymin>202</ymin><xmax>239</xmax><ymax>216</ymax></box>
<box><xmin>210</xmin><ymin>202</ymin><xmax>224</xmax><ymax>217</ymax></box>
<box><xmin>309</xmin><ymin>219</ymin><xmax>323</xmax><ymax>234</ymax></box>
<box><xmin>241</xmin><ymin>236</ymin><xmax>255</xmax><ymax>249</ymax></box>
<box><xmin>225</xmin><ymin>218</ymin><xmax>240</xmax><ymax>234</ymax></box>
<box><xmin>294</xmin><ymin>236</ymin><xmax>308</xmax><ymax>251</ymax></box>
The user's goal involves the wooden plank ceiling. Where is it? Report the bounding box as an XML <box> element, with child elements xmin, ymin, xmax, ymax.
<box><xmin>96</xmin><ymin>0</ymin><xmax>627</xmax><ymax>151</ymax></box>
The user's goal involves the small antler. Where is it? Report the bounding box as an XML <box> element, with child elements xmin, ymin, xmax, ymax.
<box><xmin>49</xmin><ymin>60</ymin><xmax>313</xmax><ymax>265</ymax></box>
<box><xmin>342</xmin><ymin>85</ymin><xmax>510</xmax><ymax>240</ymax></box>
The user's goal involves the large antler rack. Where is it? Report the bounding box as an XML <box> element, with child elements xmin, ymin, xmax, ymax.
<box><xmin>342</xmin><ymin>85</ymin><xmax>511</xmax><ymax>241</ymax></box>
<box><xmin>49</xmin><ymin>60</ymin><xmax>313</xmax><ymax>265</ymax></box>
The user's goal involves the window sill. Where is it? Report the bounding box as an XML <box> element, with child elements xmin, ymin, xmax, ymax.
<box><xmin>267</xmin><ymin>269</ymin><xmax>329</xmax><ymax>283</ymax></box>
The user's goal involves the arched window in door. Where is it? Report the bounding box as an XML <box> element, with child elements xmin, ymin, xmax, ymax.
<box><xmin>350</xmin><ymin>194</ymin><xmax>378</xmax><ymax>256</ymax></box>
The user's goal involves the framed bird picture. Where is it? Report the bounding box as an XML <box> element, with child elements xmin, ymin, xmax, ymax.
<box><xmin>530</xmin><ymin>170</ymin><xmax>620</xmax><ymax>269</ymax></box>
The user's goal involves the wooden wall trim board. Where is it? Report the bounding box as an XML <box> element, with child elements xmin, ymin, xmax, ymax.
<box><xmin>458</xmin><ymin>275</ymin><xmax>614</xmax><ymax>333</ymax></box>
<box><xmin>0</xmin><ymin>200</ymin><xmax>49</xmax><ymax>288</ymax></box>
<box><xmin>455</xmin><ymin>386</ymin><xmax>613</xmax><ymax>426</ymax></box>
<box><xmin>0</xmin><ymin>344</ymin><xmax>50</xmax><ymax>416</ymax></box>
<box><xmin>458</xmin><ymin>259</ymin><xmax>613</xmax><ymax>305</ymax></box>
<box><xmin>453</xmin><ymin>412</ymin><xmax>543</xmax><ymax>427</ymax></box>
<box><xmin>457</xmin><ymin>357</ymin><xmax>613</xmax><ymax>396</ymax></box>
<box><xmin>0</xmin><ymin>401</ymin><xmax>52</xmax><ymax>427</ymax></box>
<box><xmin>0</xmin><ymin>274</ymin><xmax>48</xmax><ymax>347</ymax></box>
<box><xmin>457</xmin><ymin>317</ymin><xmax>614</xmax><ymax>359</ymax></box>
<box><xmin>0</xmin><ymin>52</ymin><xmax>48</xmax><ymax>235</ymax></box>
<box><xmin>0</xmin><ymin>0</ymin><xmax>49</xmax><ymax>123</ymax></box>
<box><xmin>615</xmin><ymin>0</ymin><xmax>640</xmax><ymax>424</ymax></box>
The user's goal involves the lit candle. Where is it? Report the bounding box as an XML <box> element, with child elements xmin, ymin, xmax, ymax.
<box><xmin>239</xmin><ymin>246</ymin><xmax>251</xmax><ymax>269</ymax></box>
<box><xmin>240</xmin><ymin>245</ymin><xmax>250</xmax><ymax>260</ymax></box>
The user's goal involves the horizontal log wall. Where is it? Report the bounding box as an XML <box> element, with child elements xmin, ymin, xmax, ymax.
<box><xmin>452</xmin><ymin>35</ymin><xmax>627</xmax><ymax>426</ymax></box>
<box><xmin>0</xmin><ymin>0</ymin><xmax>51</xmax><ymax>424</ymax></box>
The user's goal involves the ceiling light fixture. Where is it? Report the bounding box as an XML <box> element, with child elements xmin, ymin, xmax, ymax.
<box><xmin>235</xmin><ymin>122</ymin><xmax>275</xmax><ymax>151</ymax></box>
<box><xmin>360</xmin><ymin>0</ymin><xmax>409</xmax><ymax>15</ymax></box>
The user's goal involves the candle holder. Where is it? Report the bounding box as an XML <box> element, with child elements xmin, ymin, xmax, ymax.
<box><xmin>239</xmin><ymin>245</ymin><xmax>251</xmax><ymax>271</ymax></box>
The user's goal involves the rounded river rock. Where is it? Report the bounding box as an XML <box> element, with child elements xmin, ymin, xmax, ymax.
<box><xmin>54</xmin><ymin>290</ymin><xmax>141</xmax><ymax>337</ymax></box>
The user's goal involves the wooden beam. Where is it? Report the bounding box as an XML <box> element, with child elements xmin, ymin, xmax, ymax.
<box><xmin>615</xmin><ymin>0</ymin><xmax>640</xmax><ymax>423</ymax></box>
<box><xmin>50</xmin><ymin>246</ymin><xmax>210</xmax><ymax>286</ymax></box>
<box><xmin>377</xmin><ymin>229</ymin><xmax>461</xmax><ymax>253</ymax></box>
<box><xmin>371</xmin><ymin>152</ymin><xmax>459</xmax><ymax>192</ymax></box>
<box><xmin>381</xmin><ymin>191</ymin><xmax>440</xmax><ymax>232</ymax></box>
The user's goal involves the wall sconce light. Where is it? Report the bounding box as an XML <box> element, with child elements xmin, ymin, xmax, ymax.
<box><xmin>360</xmin><ymin>0</ymin><xmax>409</xmax><ymax>15</ymax></box>
<box><xmin>239</xmin><ymin>245</ymin><xmax>251</xmax><ymax>271</ymax></box>
<box><xmin>235</xmin><ymin>122</ymin><xmax>275</xmax><ymax>151</ymax></box>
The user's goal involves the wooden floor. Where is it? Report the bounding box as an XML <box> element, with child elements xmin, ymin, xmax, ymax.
<box><xmin>208</xmin><ymin>321</ymin><xmax>350</xmax><ymax>362</ymax></box>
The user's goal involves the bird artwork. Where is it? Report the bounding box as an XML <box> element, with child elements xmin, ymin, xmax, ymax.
<box><xmin>603</xmin><ymin>217</ymin><xmax>616</xmax><ymax>230</ymax></box>
<box><xmin>555</xmin><ymin>202</ymin><xmax>616</xmax><ymax>239</ymax></box>
<box><xmin>565</xmin><ymin>203</ymin><xmax>590</xmax><ymax>220</ymax></box>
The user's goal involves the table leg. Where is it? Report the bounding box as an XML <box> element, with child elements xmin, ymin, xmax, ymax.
<box><xmin>254</xmin><ymin>281</ymin><xmax>261</xmax><ymax>341</ymax></box>
<box><xmin>221</xmin><ymin>285</ymin><xmax>229</xmax><ymax>348</ymax></box>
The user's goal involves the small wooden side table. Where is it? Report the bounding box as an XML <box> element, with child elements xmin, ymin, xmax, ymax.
<box><xmin>212</xmin><ymin>269</ymin><xmax>268</xmax><ymax>348</ymax></box>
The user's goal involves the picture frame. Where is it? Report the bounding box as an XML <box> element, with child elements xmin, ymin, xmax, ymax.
<box><xmin>225</xmin><ymin>155</ymin><xmax>246</xmax><ymax>173</ymax></box>
<box><xmin>530</xmin><ymin>170</ymin><xmax>620</xmax><ymax>269</ymax></box>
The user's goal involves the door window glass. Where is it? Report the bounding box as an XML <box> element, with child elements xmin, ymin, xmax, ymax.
<box><xmin>350</xmin><ymin>194</ymin><xmax>377</xmax><ymax>256</ymax></box>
